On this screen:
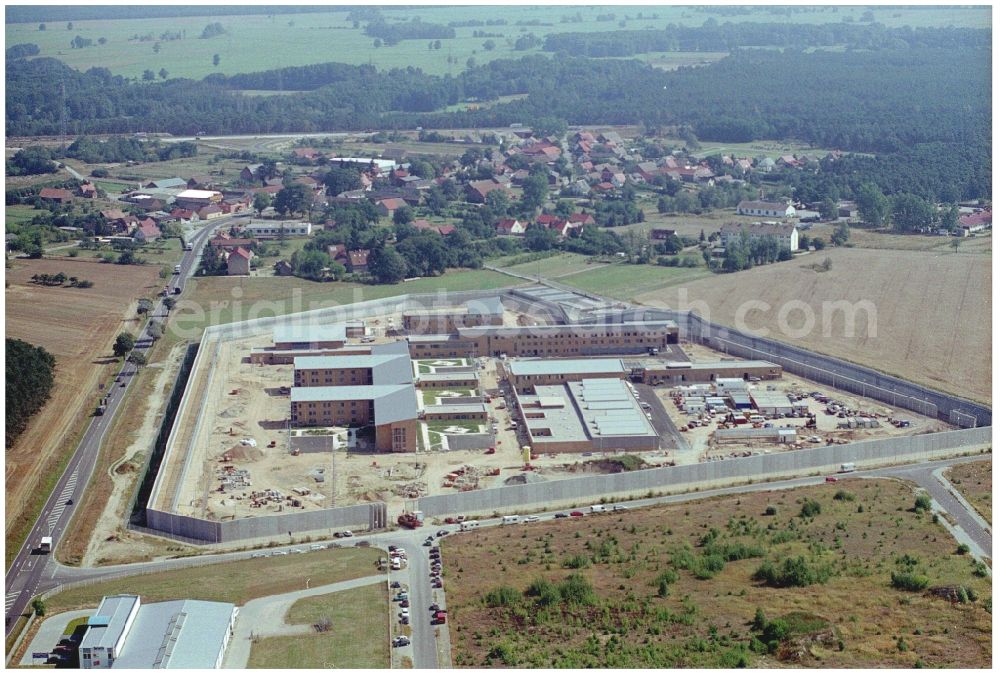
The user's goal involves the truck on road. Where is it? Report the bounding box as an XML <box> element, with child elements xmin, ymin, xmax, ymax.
<box><xmin>39</xmin><ymin>536</ymin><xmax>53</xmax><ymax>553</ymax></box>
<box><xmin>839</xmin><ymin>462</ymin><xmax>856</xmax><ymax>473</ymax></box>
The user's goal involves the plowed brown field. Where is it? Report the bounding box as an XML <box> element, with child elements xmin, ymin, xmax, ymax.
<box><xmin>5</xmin><ymin>258</ymin><xmax>160</xmax><ymax>553</ymax></box>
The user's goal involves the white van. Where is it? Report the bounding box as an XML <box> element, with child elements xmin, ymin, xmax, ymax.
<box><xmin>459</xmin><ymin>520</ymin><xmax>481</xmax><ymax>531</ymax></box>
<box><xmin>501</xmin><ymin>515</ymin><xmax>520</xmax><ymax>525</ymax></box>
<box><xmin>839</xmin><ymin>462</ymin><xmax>856</xmax><ymax>473</ymax></box>
<box><xmin>749</xmin><ymin>415</ymin><xmax>766</xmax><ymax>424</ymax></box>
<box><xmin>590</xmin><ymin>505</ymin><xmax>606</xmax><ymax>514</ymax></box>
<box><xmin>173</xmin><ymin>264</ymin><xmax>182</xmax><ymax>274</ymax></box>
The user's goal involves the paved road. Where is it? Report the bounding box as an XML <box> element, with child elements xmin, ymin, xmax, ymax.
<box><xmin>223</xmin><ymin>574</ymin><xmax>384</xmax><ymax>668</ymax></box>
<box><xmin>634</xmin><ymin>382</ymin><xmax>686</xmax><ymax>453</ymax></box>
<box><xmin>4</xmin><ymin>217</ymin><xmax>225</xmax><ymax>638</ymax></box>
<box><xmin>5</xmin><ymin>451</ymin><xmax>989</xmax><ymax>663</ymax></box>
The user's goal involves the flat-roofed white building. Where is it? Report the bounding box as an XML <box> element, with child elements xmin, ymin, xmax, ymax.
<box><xmin>241</xmin><ymin>221</ymin><xmax>313</xmax><ymax>238</ymax></box>
<box><xmin>79</xmin><ymin>595</ymin><xmax>141</xmax><ymax>669</ymax></box>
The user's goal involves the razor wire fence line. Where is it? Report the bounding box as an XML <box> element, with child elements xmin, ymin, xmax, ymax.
<box><xmin>416</xmin><ymin>426</ymin><xmax>991</xmax><ymax>517</ymax></box>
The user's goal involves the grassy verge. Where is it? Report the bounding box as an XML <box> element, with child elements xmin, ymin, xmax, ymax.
<box><xmin>43</xmin><ymin>547</ymin><xmax>382</xmax><ymax>613</ymax></box>
<box><xmin>557</xmin><ymin>262</ymin><xmax>711</xmax><ymax>300</ymax></box>
<box><xmin>248</xmin><ymin>582</ymin><xmax>390</xmax><ymax>668</ymax></box>
<box><xmin>943</xmin><ymin>460</ymin><xmax>991</xmax><ymax>524</ymax></box>
<box><xmin>444</xmin><ymin>478</ymin><xmax>991</xmax><ymax>668</ymax></box>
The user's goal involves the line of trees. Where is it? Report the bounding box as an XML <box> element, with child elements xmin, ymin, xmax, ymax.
<box><xmin>6</xmin><ymin>338</ymin><xmax>56</xmax><ymax>448</ymax></box>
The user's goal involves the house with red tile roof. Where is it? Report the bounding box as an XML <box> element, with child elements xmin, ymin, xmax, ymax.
<box><xmin>495</xmin><ymin>218</ymin><xmax>525</xmax><ymax>236</ymax></box>
<box><xmin>465</xmin><ymin>179</ymin><xmax>510</xmax><ymax>204</ymax></box>
<box><xmin>227</xmin><ymin>247</ymin><xmax>253</xmax><ymax>276</ymax></box>
<box><xmin>132</xmin><ymin>218</ymin><xmax>161</xmax><ymax>243</ymax></box>
<box><xmin>77</xmin><ymin>183</ymin><xmax>98</xmax><ymax>199</ymax></box>
<box><xmin>376</xmin><ymin>197</ymin><xmax>407</xmax><ymax>218</ymax></box>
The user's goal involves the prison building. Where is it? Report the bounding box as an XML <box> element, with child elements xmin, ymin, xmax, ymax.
<box><xmin>504</xmin><ymin>358</ymin><xmax>627</xmax><ymax>394</ymax></box>
<box><xmin>516</xmin><ymin>378</ymin><xmax>659</xmax><ymax>454</ymax></box>
<box><xmin>715</xmin><ymin>377</ymin><xmax>750</xmax><ymax>396</ymax></box>
<box><xmin>406</xmin><ymin>334</ymin><xmax>480</xmax><ymax>359</ymax></box>
<box><xmin>422</xmin><ymin>402</ymin><xmax>489</xmax><ymax>421</ymax></box>
<box><xmin>293</xmin><ymin>353</ymin><xmax>413</xmax><ymax>387</ymax></box>
<box><xmin>290</xmin><ymin>385</ymin><xmax>417</xmax><ymax>452</ymax></box>
<box><xmin>251</xmin><ymin>336</ymin><xmax>397</xmax><ymax>366</ymax></box>
<box><xmin>79</xmin><ymin>595</ymin><xmax>141</xmax><ymax>669</ymax></box>
<box><xmin>402</xmin><ymin>296</ymin><xmax>504</xmax><ymax>334</ymax></box>
<box><xmin>415</xmin><ymin>371</ymin><xmax>480</xmax><ymax>389</ymax></box>
<box><xmin>633</xmin><ymin>360</ymin><xmax>782</xmax><ymax>385</ymax></box>
<box><xmin>459</xmin><ymin>320</ymin><xmax>678</xmax><ymax>358</ymax></box>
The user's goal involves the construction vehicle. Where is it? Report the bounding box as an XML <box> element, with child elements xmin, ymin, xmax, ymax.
<box><xmin>397</xmin><ymin>512</ymin><xmax>421</xmax><ymax>529</ymax></box>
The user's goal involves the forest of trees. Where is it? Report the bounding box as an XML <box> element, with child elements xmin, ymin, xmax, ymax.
<box><xmin>6</xmin><ymin>43</ymin><xmax>40</xmax><ymax>59</ymax></box>
<box><xmin>5</xmin><ymin>40</ymin><xmax>989</xmax><ymax>199</ymax></box>
<box><xmin>364</xmin><ymin>18</ymin><xmax>454</xmax><ymax>45</ymax></box>
<box><xmin>6</xmin><ymin>338</ymin><xmax>56</xmax><ymax>448</ymax></box>
<box><xmin>542</xmin><ymin>21</ymin><xmax>991</xmax><ymax>56</ymax></box>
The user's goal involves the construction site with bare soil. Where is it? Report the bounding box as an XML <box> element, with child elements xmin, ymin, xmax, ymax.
<box><xmin>145</xmin><ymin>292</ymin><xmax>958</xmax><ymax>540</ymax></box>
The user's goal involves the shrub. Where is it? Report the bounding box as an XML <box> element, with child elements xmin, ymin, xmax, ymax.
<box><xmin>562</xmin><ymin>553</ymin><xmax>590</xmax><ymax>569</ymax></box>
<box><xmin>833</xmin><ymin>490</ymin><xmax>855</xmax><ymax>502</ymax></box>
<box><xmin>754</xmin><ymin>556</ymin><xmax>832</xmax><ymax>588</ymax></box>
<box><xmin>956</xmin><ymin>543</ymin><xmax>970</xmax><ymax>555</ymax></box>
<box><xmin>799</xmin><ymin>499</ymin><xmax>822</xmax><ymax>518</ymax></box>
<box><xmin>764</xmin><ymin>505</ymin><xmax>777</xmax><ymax>516</ymax></box>
<box><xmin>913</xmin><ymin>495</ymin><xmax>932</xmax><ymax>513</ymax></box>
<box><xmin>558</xmin><ymin>573</ymin><xmax>597</xmax><ymax>606</ymax></box>
<box><xmin>484</xmin><ymin>586</ymin><xmax>521</xmax><ymax>608</ymax></box>
<box><xmin>890</xmin><ymin>571</ymin><xmax>930</xmax><ymax>592</ymax></box>
<box><xmin>525</xmin><ymin>577</ymin><xmax>561</xmax><ymax>606</ymax></box>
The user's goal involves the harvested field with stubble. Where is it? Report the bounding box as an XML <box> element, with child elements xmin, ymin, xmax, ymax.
<box><xmin>443</xmin><ymin>478</ymin><xmax>991</xmax><ymax>668</ymax></box>
<box><xmin>945</xmin><ymin>460</ymin><xmax>992</xmax><ymax>524</ymax></box>
<box><xmin>4</xmin><ymin>258</ymin><xmax>161</xmax><ymax>562</ymax></box>
<box><xmin>634</xmin><ymin>247</ymin><xmax>991</xmax><ymax>404</ymax></box>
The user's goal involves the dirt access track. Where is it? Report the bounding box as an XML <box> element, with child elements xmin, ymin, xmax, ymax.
<box><xmin>4</xmin><ymin>258</ymin><xmax>161</xmax><ymax>539</ymax></box>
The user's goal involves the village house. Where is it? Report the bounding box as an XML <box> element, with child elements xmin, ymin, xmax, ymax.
<box><xmin>375</xmin><ymin>197</ymin><xmax>408</xmax><ymax>219</ymax></box>
<box><xmin>495</xmin><ymin>218</ymin><xmax>525</xmax><ymax>236</ymax></box>
<box><xmin>187</xmin><ymin>174</ymin><xmax>217</xmax><ymax>190</ymax></box>
<box><xmin>465</xmin><ymin>179</ymin><xmax>510</xmax><ymax>204</ymax></box>
<box><xmin>736</xmin><ymin>200</ymin><xmax>797</xmax><ymax>219</ymax></box>
<box><xmin>197</xmin><ymin>204</ymin><xmax>224</xmax><ymax>220</ymax></box>
<box><xmin>346</xmin><ymin>249</ymin><xmax>370</xmax><ymax>273</ymax></box>
<box><xmin>720</xmin><ymin>222</ymin><xmax>799</xmax><ymax>252</ymax></box>
<box><xmin>273</xmin><ymin>259</ymin><xmax>294</xmax><ymax>276</ymax></box>
<box><xmin>227</xmin><ymin>247</ymin><xmax>253</xmax><ymax>276</ymax></box>
<box><xmin>567</xmin><ymin>213</ymin><xmax>595</xmax><ymax>227</ymax></box>
<box><xmin>132</xmin><ymin>218</ymin><xmax>161</xmax><ymax>243</ymax></box>
<box><xmin>38</xmin><ymin>188</ymin><xmax>74</xmax><ymax>204</ymax></box>
<box><xmin>77</xmin><ymin>182</ymin><xmax>98</xmax><ymax>199</ymax></box>
<box><xmin>650</xmin><ymin>228</ymin><xmax>678</xmax><ymax>241</ymax></box>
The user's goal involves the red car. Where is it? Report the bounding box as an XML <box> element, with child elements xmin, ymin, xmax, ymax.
<box><xmin>570</xmin><ymin>511</ymin><xmax>584</xmax><ymax>517</ymax></box>
<box><xmin>825</xmin><ymin>476</ymin><xmax>838</xmax><ymax>483</ymax></box>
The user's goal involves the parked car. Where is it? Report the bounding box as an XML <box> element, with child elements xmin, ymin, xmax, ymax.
<box><xmin>251</xmin><ymin>552</ymin><xmax>269</xmax><ymax>558</ymax></box>
<box><xmin>436</xmin><ymin>529</ymin><xmax>448</xmax><ymax>537</ymax></box>
<box><xmin>825</xmin><ymin>476</ymin><xmax>838</xmax><ymax>483</ymax></box>
<box><xmin>570</xmin><ymin>511</ymin><xmax>584</xmax><ymax>517</ymax></box>
<box><xmin>429</xmin><ymin>603</ymin><xmax>440</xmax><ymax>612</ymax></box>
<box><xmin>272</xmin><ymin>550</ymin><xmax>288</xmax><ymax>556</ymax></box>
<box><xmin>400</xmin><ymin>599</ymin><xmax>410</xmax><ymax>608</ymax></box>
<box><xmin>390</xmin><ymin>581</ymin><xmax>401</xmax><ymax>589</ymax></box>
<box><xmin>554</xmin><ymin>512</ymin><xmax>568</xmax><ymax>519</ymax></box>
<box><xmin>612</xmin><ymin>505</ymin><xmax>628</xmax><ymax>512</ymax></box>
<box><xmin>392</xmin><ymin>636</ymin><xmax>411</xmax><ymax>648</ymax></box>
<box><xmin>524</xmin><ymin>515</ymin><xmax>540</xmax><ymax>522</ymax></box>
<box><xmin>341</xmin><ymin>530</ymin><xmax>353</xmax><ymax>537</ymax></box>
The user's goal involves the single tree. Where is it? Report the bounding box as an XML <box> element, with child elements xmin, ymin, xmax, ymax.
<box><xmin>113</xmin><ymin>332</ymin><xmax>135</xmax><ymax>358</ymax></box>
<box><xmin>212</xmin><ymin>53</ymin><xmax>220</xmax><ymax>66</ymax></box>
<box><xmin>159</xmin><ymin>68</ymin><xmax>168</xmax><ymax>80</ymax></box>
<box><xmin>253</xmin><ymin>191</ymin><xmax>272</xmax><ymax>215</ymax></box>
<box><xmin>856</xmin><ymin>182</ymin><xmax>890</xmax><ymax>228</ymax></box>
<box><xmin>142</xmin><ymin>69</ymin><xmax>155</xmax><ymax>81</ymax></box>
<box><xmin>31</xmin><ymin>598</ymin><xmax>46</xmax><ymax>617</ymax></box>
<box><xmin>127</xmin><ymin>351</ymin><xmax>148</xmax><ymax>368</ymax></box>
<box><xmin>38</xmin><ymin>23</ymin><xmax>46</xmax><ymax>31</ymax></box>
<box><xmin>830</xmin><ymin>222</ymin><xmax>851</xmax><ymax>246</ymax></box>
<box><xmin>393</xmin><ymin>205</ymin><xmax>414</xmax><ymax>225</ymax></box>
<box><xmin>950</xmin><ymin>237</ymin><xmax>962</xmax><ymax>253</ymax></box>
<box><xmin>368</xmin><ymin>245</ymin><xmax>408</xmax><ymax>284</ymax></box>
<box><xmin>153</xmin><ymin>42</ymin><xmax>161</xmax><ymax>53</ymax></box>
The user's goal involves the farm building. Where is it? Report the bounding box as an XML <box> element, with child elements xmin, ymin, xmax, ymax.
<box><xmin>736</xmin><ymin>200</ymin><xmax>796</xmax><ymax>218</ymax></box>
<box><xmin>516</xmin><ymin>378</ymin><xmax>658</xmax><ymax>454</ymax></box>
<box><xmin>241</xmin><ymin>221</ymin><xmax>313</xmax><ymax>238</ymax></box>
